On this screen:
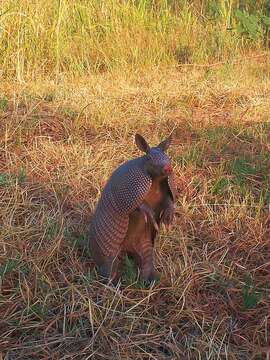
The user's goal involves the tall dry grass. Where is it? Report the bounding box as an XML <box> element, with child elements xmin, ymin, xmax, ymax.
<box><xmin>0</xmin><ymin>0</ymin><xmax>268</xmax><ymax>79</ymax></box>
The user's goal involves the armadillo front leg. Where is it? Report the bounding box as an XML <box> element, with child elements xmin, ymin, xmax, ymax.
<box><xmin>89</xmin><ymin>226</ymin><xmax>121</xmax><ymax>283</ymax></box>
<box><xmin>160</xmin><ymin>198</ymin><xmax>175</xmax><ymax>230</ymax></box>
<box><xmin>138</xmin><ymin>202</ymin><xmax>159</xmax><ymax>231</ymax></box>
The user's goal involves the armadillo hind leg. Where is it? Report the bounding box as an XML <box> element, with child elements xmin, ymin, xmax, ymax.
<box><xmin>89</xmin><ymin>229</ymin><xmax>121</xmax><ymax>283</ymax></box>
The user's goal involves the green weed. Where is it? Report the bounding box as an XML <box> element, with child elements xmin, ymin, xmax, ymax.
<box><xmin>0</xmin><ymin>258</ymin><xmax>20</xmax><ymax>278</ymax></box>
<box><xmin>17</xmin><ymin>166</ymin><xmax>26</xmax><ymax>184</ymax></box>
<box><xmin>242</xmin><ymin>276</ymin><xmax>260</xmax><ymax>309</ymax></box>
<box><xmin>0</xmin><ymin>173</ymin><xmax>12</xmax><ymax>187</ymax></box>
<box><xmin>211</xmin><ymin>177</ymin><xmax>231</xmax><ymax>195</ymax></box>
<box><xmin>230</xmin><ymin>158</ymin><xmax>257</xmax><ymax>185</ymax></box>
<box><xmin>0</xmin><ymin>97</ymin><xmax>8</xmax><ymax>111</ymax></box>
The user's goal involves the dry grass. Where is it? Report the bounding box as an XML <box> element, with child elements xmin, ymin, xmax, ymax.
<box><xmin>1</xmin><ymin>59</ymin><xmax>270</xmax><ymax>359</ymax></box>
<box><xmin>1</xmin><ymin>0</ymin><xmax>267</xmax><ymax>79</ymax></box>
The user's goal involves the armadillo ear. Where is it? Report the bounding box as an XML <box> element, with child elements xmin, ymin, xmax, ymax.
<box><xmin>135</xmin><ymin>134</ymin><xmax>150</xmax><ymax>153</ymax></box>
<box><xmin>158</xmin><ymin>135</ymin><xmax>172</xmax><ymax>152</ymax></box>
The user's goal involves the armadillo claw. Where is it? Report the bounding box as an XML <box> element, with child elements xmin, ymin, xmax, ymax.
<box><xmin>141</xmin><ymin>270</ymin><xmax>160</xmax><ymax>286</ymax></box>
<box><xmin>139</xmin><ymin>203</ymin><xmax>159</xmax><ymax>231</ymax></box>
<box><xmin>160</xmin><ymin>205</ymin><xmax>175</xmax><ymax>229</ymax></box>
<box><xmin>162</xmin><ymin>223</ymin><xmax>172</xmax><ymax>232</ymax></box>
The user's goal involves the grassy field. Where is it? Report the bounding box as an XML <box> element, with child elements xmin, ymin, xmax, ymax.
<box><xmin>1</xmin><ymin>0</ymin><xmax>270</xmax><ymax>77</ymax></box>
<box><xmin>1</xmin><ymin>1</ymin><xmax>270</xmax><ymax>359</ymax></box>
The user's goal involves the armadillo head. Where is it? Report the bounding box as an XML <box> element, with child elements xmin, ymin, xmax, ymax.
<box><xmin>135</xmin><ymin>134</ymin><xmax>173</xmax><ymax>179</ymax></box>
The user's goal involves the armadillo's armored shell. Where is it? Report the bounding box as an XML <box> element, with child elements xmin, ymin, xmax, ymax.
<box><xmin>110</xmin><ymin>160</ymin><xmax>152</xmax><ymax>215</ymax></box>
<box><xmin>89</xmin><ymin>157</ymin><xmax>152</xmax><ymax>257</ymax></box>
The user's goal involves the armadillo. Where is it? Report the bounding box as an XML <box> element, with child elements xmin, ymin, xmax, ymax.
<box><xmin>88</xmin><ymin>133</ymin><xmax>175</xmax><ymax>282</ymax></box>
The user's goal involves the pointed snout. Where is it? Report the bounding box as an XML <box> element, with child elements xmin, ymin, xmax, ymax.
<box><xmin>163</xmin><ymin>164</ymin><xmax>172</xmax><ymax>174</ymax></box>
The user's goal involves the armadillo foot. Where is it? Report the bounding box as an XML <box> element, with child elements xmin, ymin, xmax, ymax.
<box><xmin>99</xmin><ymin>273</ymin><xmax>120</xmax><ymax>287</ymax></box>
<box><xmin>98</xmin><ymin>257</ymin><xmax>120</xmax><ymax>284</ymax></box>
<box><xmin>140</xmin><ymin>267</ymin><xmax>160</xmax><ymax>283</ymax></box>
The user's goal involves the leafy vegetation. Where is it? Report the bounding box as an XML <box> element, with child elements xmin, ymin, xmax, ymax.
<box><xmin>242</xmin><ymin>276</ymin><xmax>261</xmax><ymax>310</ymax></box>
<box><xmin>0</xmin><ymin>97</ymin><xmax>8</xmax><ymax>111</ymax></box>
